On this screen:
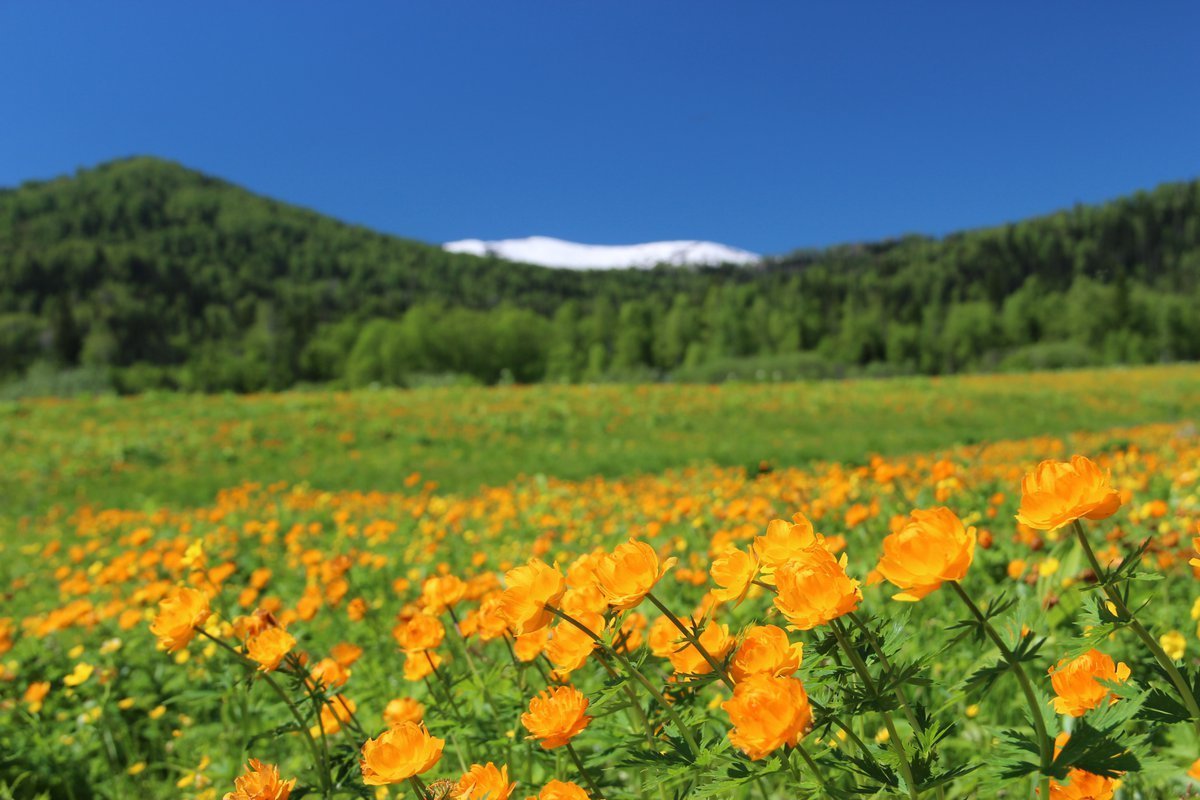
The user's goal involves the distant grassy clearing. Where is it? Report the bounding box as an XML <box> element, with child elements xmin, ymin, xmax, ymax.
<box><xmin>1</xmin><ymin>364</ymin><xmax>1197</xmax><ymax>517</ymax></box>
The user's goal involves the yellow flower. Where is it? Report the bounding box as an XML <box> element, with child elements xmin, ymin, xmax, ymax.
<box><xmin>594</xmin><ymin>540</ymin><xmax>675</xmax><ymax>611</ymax></box>
<box><xmin>875</xmin><ymin>507</ymin><xmax>975</xmax><ymax>601</ymax></box>
<box><xmin>754</xmin><ymin>517</ymin><xmax>821</xmax><ymax>574</ymax></box>
<box><xmin>521</xmin><ymin>685</ymin><xmax>592</xmax><ymax>749</ymax></box>
<box><xmin>1160</xmin><ymin>630</ymin><xmax>1186</xmax><ymax>661</ymax></box>
<box><xmin>150</xmin><ymin>586</ymin><xmax>211</xmax><ymax>653</ymax></box>
<box><xmin>452</xmin><ymin>762</ymin><xmax>515</xmax><ymax>800</ymax></box>
<box><xmin>499</xmin><ymin>559</ymin><xmax>566</xmax><ymax>635</ymax></box>
<box><xmin>722</xmin><ymin>673</ymin><xmax>813</xmax><ymax>760</ymax></box>
<box><xmin>223</xmin><ymin>759</ymin><xmax>296</xmax><ymax>800</ymax></box>
<box><xmin>772</xmin><ymin>545</ymin><xmax>861</xmax><ymax>630</ymax></box>
<box><xmin>63</xmin><ymin>662</ymin><xmax>94</xmax><ymax>687</ymax></box>
<box><xmin>360</xmin><ymin>722</ymin><xmax>444</xmax><ymax>785</ymax></box>
<box><xmin>1048</xmin><ymin>649</ymin><xmax>1131</xmax><ymax>717</ymax></box>
<box><xmin>729</xmin><ymin>625</ymin><xmax>804</xmax><ymax>683</ymax></box>
<box><xmin>1016</xmin><ymin>456</ymin><xmax>1122</xmax><ymax>531</ymax></box>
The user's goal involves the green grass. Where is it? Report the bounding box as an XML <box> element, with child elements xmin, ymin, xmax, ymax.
<box><xmin>1</xmin><ymin>363</ymin><xmax>1197</xmax><ymax>519</ymax></box>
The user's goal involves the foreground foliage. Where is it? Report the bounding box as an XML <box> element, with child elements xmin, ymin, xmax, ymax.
<box><xmin>3</xmin><ymin>416</ymin><xmax>1200</xmax><ymax>798</ymax></box>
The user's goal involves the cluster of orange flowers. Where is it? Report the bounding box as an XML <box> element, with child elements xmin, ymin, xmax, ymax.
<box><xmin>5</xmin><ymin>421</ymin><xmax>1199</xmax><ymax>798</ymax></box>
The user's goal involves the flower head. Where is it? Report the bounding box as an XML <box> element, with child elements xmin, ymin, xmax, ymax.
<box><xmin>876</xmin><ymin>507</ymin><xmax>976</xmax><ymax>601</ymax></box>
<box><xmin>500</xmin><ymin>559</ymin><xmax>566</xmax><ymax>635</ymax></box>
<box><xmin>595</xmin><ymin>540</ymin><xmax>675</xmax><ymax>611</ymax></box>
<box><xmin>521</xmin><ymin>685</ymin><xmax>592</xmax><ymax>749</ymax></box>
<box><xmin>772</xmin><ymin>545</ymin><xmax>861</xmax><ymax>630</ymax></box>
<box><xmin>722</xmin><ymin>674</ymin><xmax>812</xmax><ymax>760</ymax></box>
<box><xmin>1048</xmin><ymin>649</ymin><xmax>1131</xmax><ymax>717</ymax></box>
<box><xmin>453</xmin><ymin>762</ymin><xmax>515</xmax><ymax>800</ymax></box>
<box><xmin>754</xmin><ymin>517</ymin><xmax>821</xmax><ymax>574</ymax></box>
<box><xmin>1017</xmin><ymin>456</ymin><xmax>1122</xmax><ymax>531</ymax></box>
<box><xmin>667</xmin><ymin>621</ymin><xmax>734</xmax><ymax>677</ymax></box>
<box><xmin>534</xmin><ymin>780</ymin><xmax>589</xmax><ymax>800</ymax></box>
<box><xmin>246</xmin><ymin>627</ymin><xmax>296</xmax><ymax>672</ymax></box>
<box><xmin>150</xmin><ymin>586</ymin><xmax>211</xmax><ymax>652</ymax></box>
<box><xmin>710</xmin><ymin>548</ymin><xmax>758</xmax><ymax>605</ymax></box>
<box><xmin>729</xmin><ymin>625</ymin><xmax>804</xmax><ymax>683</ymax></box>
<box><xmin>383</xmin><ymin>697</ymin><xmax>424</xmax><ymax>727</ymax></box>
<box><xmin>393</xmin><ymin>612</ymin><xmax>446</xmax><ymax>653</ymax></box>
<box><xmin>223</xmin><ymin>759</ymin><xmax>295</xmax><ymax>800</ymax></box>
<box><xmin>360</xmin><ymin>722</ymin><xmax>444</xmax><ymax>785</ymax></box>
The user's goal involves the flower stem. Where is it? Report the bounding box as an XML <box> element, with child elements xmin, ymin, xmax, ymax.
<box><xmin>830</xmin><ymin>618</ymin><xmax>920</xmax><ymax>800</ymax></box>
<box><xmin>948</xmin><ymin>581</ymin><xmax>1050</xmax><ymax>799</ymax></box>
<box><xmin>784</xmin><ymin>743</ymin><xmax>830</xmax><ymax>792</ymax></box>
<box><xmin>1071</xmin><ymin>520</ymin><xmax>1200</xmax><ymax>735</ymax></box>
<box><xmin>546</xmin><ymin>605</ymin><xmax>700</xmax><ymax>758</ymax></box>
<box><xmin>565</xmin><ymin>741</ymin><xmax>606</xmax><ymax>800</ymax></box>
<box><xmin>646</xmin><ymin>592</ymin><xmax>735</xmax><ymax>691</ymax></box>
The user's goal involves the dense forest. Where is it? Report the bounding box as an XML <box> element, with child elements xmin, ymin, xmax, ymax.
<box><xmin>1</xmin><ymin>156</ymin><xmax>1198</xmax><ymax>393</ymax></box>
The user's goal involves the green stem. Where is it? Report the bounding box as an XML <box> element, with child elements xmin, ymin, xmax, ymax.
<box><xmin>646</xmin><ymin>592</ymin><xmax>735</xmax><ymax>691</ymax></box>
<box><xmin>1072</xmin><ymin>520</ymin><xmax>1200</xmax><ymax>735</ymax></box>
<box><xmin>847</xmin><ymin>612</ymin><xmax>923</xmax><ymax>733</ymax></box>
<box><xmin>566</xmin><ymin>741</ymin><xmax>606</xmax><ymax>799</ymax></box>
<box><xmin>547</xmin><ymin>605</ymin><xmax>700</xmax><ymax>758</ymax></box>
<box><xmin>830</xmin><ymin>618</ymin><xmax>920</xmax><ymax>800</ymax></box>
<box><xmin>948</xmin><ymin>581</ymin><xmax>1051</xmax><ymax>799</ymax></box>
<box><xmin>784</xmin><ymin>744</ymin><xmax>830</xmax><ymax>793</ymax></box>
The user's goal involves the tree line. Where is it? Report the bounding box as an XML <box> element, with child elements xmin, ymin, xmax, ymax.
<box><xmin>1</xmin><ymin>156</ymin><xmax>1198</xmax><ymax>393</ymax></box>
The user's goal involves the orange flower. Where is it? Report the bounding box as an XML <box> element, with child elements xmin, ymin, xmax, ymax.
<box><xmin>722</xmin><ymin>674</ymin><xmax>812</xmax><ymax>760</ymax></box>
<box><xmin>667</xmin><ymin>621</ymin><xmax>734</xmax><ymax>677</ymax></box>
<box><xmin>875</xmin><ymin>507</ymin><xmax>976</xmax><ymax>601</ymax></box>
<box><xmin>1016</xmin><ymin>456</ymin><xmax>1123</xmax><ymax>531</ymax></box>
<box><xmin>23</xmin><ymin>681</ymin><xmax>50</xmax><ymax>713</ymax></box>
<box><xmin>150</xmin><ymin>586</ymin><xmax>211</xmax><ymax>652</ymax></box>
<box><xmin>594</xmin><ymin>540</ymin><xmax>675</xmax><ymax>611</ymax></box>
<box><xmin>383</xmin><ymin>697</ymin><xmax>424</xmax><ymax>727</ymax></box>
<box><xmin>729</xmin><ymin>625</ymin><xmax>804</xmax><ymax>683</ymax></box>
<box><xmin>223</xmin><ymin>759</ymin><xmax>295</xmax><ymax>800</ymax></box>
<box><xmin>546</xmin><ymin>612</ymin><xmax>602</xmax><ymax>675</ymax></box>
<box><xmin>331</xmin><ymin>642</ymin><xmax>364</xmax><ymax>667</ymax></box>
<box><xmin>403</xmin><ymin>651</ymin><xmax>443</xmax><ymax>682</ymax></box>
<box><xmin>710</xmin><ymin>548</ymin><xmax>758</xmax><ymax>605</ymax></box>
<box><xmin>312</xmin><ymin>695</ymin><xmax>357</xmax><ymax>737</ymax></box>
<box><xmin>1048</xmin><ymin>649</ymin><xmax>1131</xmax><ymax>716</ymax></box>
<box><xmin>772</xmin><ymin>545</ymin><xmax>861</xmax><ymax>630</ymax></box>
<box><xmin>532</xmin><ymin>780</ymin><xmax>589</xmax><ymax>800</ymax></box>
<box><xmin>360</xmin><ymin>722</ymin><xmax>444</xmax><ymax>785</ymax></box>
<box><xmin>1049</xmin><ymin>733</ymin><xmax>1117</xmax><ymax>800</ymax></box>
<box><xmin>500</xmin><ymin>559</ymin><xmax>566</xmax><ymax>635</ymax></box>
<box><xmin>648</xmin><ymin>614</ymin><xmax>680</xmax><ymax>658</ymax></box>
<box><xmin>754</xmin><ymin>517</ymin><xmax>821</xmax><ymax>574</ymax></box>
<box><xmin>308</xmin><ymin>657</ymin><xmax>350</xmax><ymax>689</ymax></box>
<box><xmin>453</xmin><ymin>762</ymin><xmax>515</xmax><ymax>800</ymax></box>
<box><xmin>521</xmin><ymin>685</ymin><xmax>592</xmax><ymax>749</ymax></box>
<box><xmin>246</xmin><ymin>627</ymin><xmax>296</xmax><ymax>672</ymax></box>
<box><xmin>393</xmin><ymin>612</ymin><xmax>445</xmax><ymax>653</ymax></box>
<box><xmin>422</xmin><ymin>575</ymin><xmax>467</xmax><ymax>614</ymax></box>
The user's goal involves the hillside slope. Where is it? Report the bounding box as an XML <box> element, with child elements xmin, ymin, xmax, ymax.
<box><xmin>1</xmin><ymin>157</ymin><xmax>1198</xmax><ymax>392</ymax></box>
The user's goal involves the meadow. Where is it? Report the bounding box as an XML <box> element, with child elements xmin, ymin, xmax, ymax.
<box><xmin>2</xmin><ymin>365</ymin><xmax>1200</xmax><ymax>799</ymax></box>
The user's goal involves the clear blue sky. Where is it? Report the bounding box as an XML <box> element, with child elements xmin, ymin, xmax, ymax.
<box><xmin>2</xmin><ymin>2</ymin><xmax>1198</xmax><ymax>255</ymax></box>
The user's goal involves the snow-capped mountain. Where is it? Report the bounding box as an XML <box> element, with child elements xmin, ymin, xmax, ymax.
<box><xmin>443</xmin><ymin>236</ymin><xmax>759</xmax><ymax>270</ymax></box>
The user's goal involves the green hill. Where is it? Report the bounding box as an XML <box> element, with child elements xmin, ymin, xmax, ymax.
<box><xmin>1</xmin><ymin>156</ymin><xmax>1198</xmax><ymax>392</ymax></box>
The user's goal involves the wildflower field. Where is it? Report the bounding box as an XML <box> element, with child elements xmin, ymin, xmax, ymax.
<box><xmin>3</xmin><ymin>365</ymin><xmax>1200</xmax><ymax>800</ymax></box>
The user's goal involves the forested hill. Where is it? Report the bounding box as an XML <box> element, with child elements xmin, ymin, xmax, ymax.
<box><xmin>1</xmin><ymin>156</ymin><xmax>1198</xmax><ymax>393</ymax></box>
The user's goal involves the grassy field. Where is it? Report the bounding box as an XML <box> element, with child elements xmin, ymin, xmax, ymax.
<box><xmin>2</xmin><ymin>364</ymin><xmax>1198</xmax><ymax>518</ymax></box>
<box><xmin>3</xmin><ymin>364</ymin><xmax>1200</xmax><ymax>799</ymax></box>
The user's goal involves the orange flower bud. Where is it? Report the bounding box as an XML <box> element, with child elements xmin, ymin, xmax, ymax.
<box><xmin>772</xmin><ymin>545</ymin><xmax>861</xmax><ymax>630</ymax></box>
<box><xmin>360</xmin><ymin>722</ymin><xmax>444</xmax><ymax>785</ymax></box>
<box><xmin>722</xmin><ymin>674</ymin><xmax>813</xmax><ymax>760</ymax></box>
<box><xmin>1048</xmin><ymin>648</ymin><xmax>1131</xmax><ymax>717</ymax></box>
<box><xmin>521</xmin><ymin>685</ymin><xmax>592</xmax><ymax>749</ymax></box>
<box><xmin>875</xmin><ymin>507</ymin><xmax>975</xmax><ymax>601</ymax></box>
<box><xmin>1017</xmin><ymin>456</ymin><xmax>1122</xmax><ymax>531</ymax></box>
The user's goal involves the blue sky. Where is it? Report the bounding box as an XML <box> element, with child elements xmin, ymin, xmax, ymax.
<box><xmin>2</xmin><ymin>2</ymin><xmax>1198</xmax><ymax>255</ymax></box>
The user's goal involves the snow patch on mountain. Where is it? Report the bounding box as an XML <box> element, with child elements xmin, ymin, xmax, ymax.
<box><xmin>443</xmin><ymin>236</ymin><xmax>759</xmax><ymax>270</ymax></box>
